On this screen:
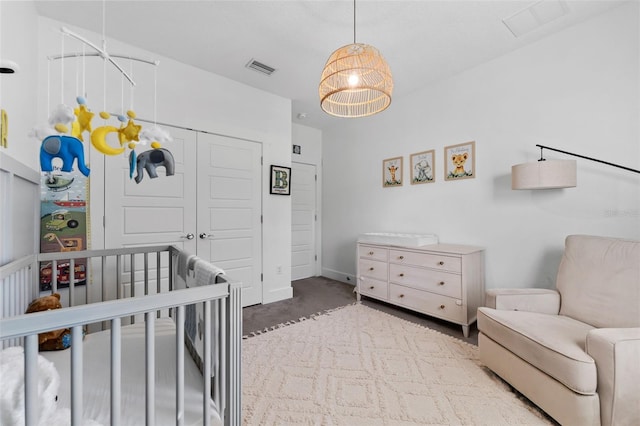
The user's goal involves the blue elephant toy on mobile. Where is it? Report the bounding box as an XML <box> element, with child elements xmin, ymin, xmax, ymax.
<box><xmin>40</xmin><ymin>134</ymin><xmax>90</xmax><ymax>177</ymax></box>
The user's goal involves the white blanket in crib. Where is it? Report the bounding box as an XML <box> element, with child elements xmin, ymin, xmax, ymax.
<box><xmin>42</xmin><ymin>319</ymin><xmax>222</xmax><ymax>426</ymax></box>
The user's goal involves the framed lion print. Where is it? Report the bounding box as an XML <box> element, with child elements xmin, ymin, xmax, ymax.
<box><xmin>444</xmin><ymin>141</ymin><xmax>475</xmax><ymax>181</ymax></box>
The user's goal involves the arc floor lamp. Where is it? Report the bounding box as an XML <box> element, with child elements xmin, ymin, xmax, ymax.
<box><xmin>512</xmin><ymin>144</ymin><xmax>640</xmax><ymax>190</ymax></box>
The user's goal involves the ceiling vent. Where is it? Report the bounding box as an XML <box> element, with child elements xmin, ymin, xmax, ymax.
<box><xmin>245</xmin><ymin>59</ymin><xmax>276</xmax><ymax>76</ymax></box>
<box><xmin>503</xmin><ymin>0</ymin><xmax>569</xmax><ymax>38</ymax></box>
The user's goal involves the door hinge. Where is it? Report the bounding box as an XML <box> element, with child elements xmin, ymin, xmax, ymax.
<box><xmin>103</xmin><ymin>216</ymin><xmax>106</xmax><ymax>227</ymax></box>
<box><xmin>261</xmin><ymin>273</ymin><xmax>263</xmax><ymax>282</ymax></box>
<box><xmin>315</xmin><ymin>255</ymin><xmax>317</xmax><ymax>261</ymax></box>
<box><xmin>260</xmin><ymin>156</ymin><xmax>263</xmax><ymax>165</ymax></box>
<box><xmin>315</xmin><ymin>214</ymin><xmax>317</xmax><ymax>221</ymax></box>
<box><xmin>261</xmin><ymin>215</ymin><xmax>263</xmax><ymax>224</ymax></box>
<box><xmin>315</xmin><ymin>174</ymin><xmax>317</xmax><ymax>181</ymax></box>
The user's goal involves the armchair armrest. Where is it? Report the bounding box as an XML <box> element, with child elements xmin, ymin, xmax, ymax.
<box><xmin>485</xmin><ymin>288</ymin><xmax>560</xmax><ymax>314</ymax></box>
<box><xmin>586</xmin><ymin>328</ymin><xmax>640</xmax><ymax>426</ymax></box>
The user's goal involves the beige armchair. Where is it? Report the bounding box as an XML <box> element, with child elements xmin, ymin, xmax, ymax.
<box><xmin>477</xmin><ymin>235</ymin><xmax>640</xmax><ymax>426</ymax></box>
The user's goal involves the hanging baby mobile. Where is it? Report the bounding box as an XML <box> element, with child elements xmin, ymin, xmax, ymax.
<box><xmin>31</xmin><ymin>25</ymin><xmax>174</xmax><ymax>184</ymax></box>
<box><xmin>30</xmin><ymin>17</ymin><xmax>174</xmax><ymax>291</ymax></box>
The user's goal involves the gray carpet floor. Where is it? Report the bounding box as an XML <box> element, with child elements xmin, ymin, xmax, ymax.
<box><xmin>242</xmin><ymin>276</ymin><xmax>479</xmax><ymax>345</ymax></box>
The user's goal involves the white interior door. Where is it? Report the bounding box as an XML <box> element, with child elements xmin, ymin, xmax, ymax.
<box><xmin>104</xmin><ymin>127</ymin><xmax>198</xmax><ymax>252</ymax></box>
<box><xmin>291</xmin><ymin>162</ymin><xmax>316</xmax><ymax>280</ymax></box>
<box><xmin>196</xmin><ymin>133</ymin><xmax>262</xmax><ymax>307</ymax></box>
<box><xmin>103</xmin><ymin>127</ymin><xmax>197</xmax><ymax>298</ymax></box>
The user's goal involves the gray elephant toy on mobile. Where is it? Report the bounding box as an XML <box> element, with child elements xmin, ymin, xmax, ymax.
<box><xmin>130</xmin><ymin>148</ymin><xmax>175</xmax><ymax>184</ymax></box>
<box><xmin>40</xmin><ymin>135</ymin><xmax>90</xmax><ymax>177</ymax></box>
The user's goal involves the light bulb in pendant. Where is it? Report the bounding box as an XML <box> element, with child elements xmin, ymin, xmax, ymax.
<box><xmin>348</xmin><ymin>73</ymin><xmax>360</xmax><ymax>87</ymax></box>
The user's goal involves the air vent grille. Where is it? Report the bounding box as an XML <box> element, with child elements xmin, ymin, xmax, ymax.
<box><xmin>246</xmin><ymin>59</ymin><xmax>276</xmax><ymax>76</ymax></box>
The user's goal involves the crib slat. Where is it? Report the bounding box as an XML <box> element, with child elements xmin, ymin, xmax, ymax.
<box><xmin>145</xmin><ymin>313</ymin><xmax>155</xmax><ymax>426</ymax></box>
<box><xmin>24</xmin><ymin>334</ymin><xmax>38</xmax><ymax>426</ymax></box>
<box><xmin>203</xmin><ymin>300</ymin><xmax>211</xmax><ymax>426</ymax></box>
<box><xmin>69</xmin><ymin>258</ymin><xmax>75</xmax><ymax>307</ymax></box>
<box><xmin>176</xmin><ymin>305</ymin><xmax>185</xmax><ymax>426</ymax></box>
<box><xmin>130</xmin><ymin>254</ymin><xmax>136</xmax><ymax>324</ymax></box>
<box><xmin>220</xmin><ymin>299</ymin><xmax>227</xmax><ymax>417</ymax></box>
<box><xmin>111</xmin><ymin>317</ymin><xmax>122</xmax><ymax>426</ymax></box>
<box><xmin>71</xmin><ymin>325</ymin><xmax>84</xmax><ymax>425</ymax></box>
<box><xmin>144</xmin><ymin>252</ymin><xmax>149</xmax><ymax>296</ymax></box>
<box><xmin>213</xmin><ymin>299</ymin><xmax>221</xmax><ymax>411</ymax></box>
<box><xmin>52</xmin><ymin>259</ymin><xmax>58</xmax><ymax>293</ymax></box>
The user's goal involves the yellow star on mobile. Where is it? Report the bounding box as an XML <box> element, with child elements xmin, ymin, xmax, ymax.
<box><xmin>118</xmin><ymin>119</ymin><xmax>142</xmax><ymax>145</ymax></box>
<box><xmin>72</xmin><ymin>105</ymin><xmax>95</xmax><ymax>141</ymax></box>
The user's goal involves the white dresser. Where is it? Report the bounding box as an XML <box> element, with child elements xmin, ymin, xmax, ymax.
<box><xmin>357</xmin><ymin>242</ymin><xmax>485</xmax><ymax>337</ymax></box>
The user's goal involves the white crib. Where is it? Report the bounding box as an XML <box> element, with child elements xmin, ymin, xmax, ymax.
<box><xmin>0</xmin><ymin>245</ymin><xmax>242</xmax><ymax>426</ymax></box>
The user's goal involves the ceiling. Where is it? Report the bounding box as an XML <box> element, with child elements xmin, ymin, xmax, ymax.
<box><xmin>33</xmin><ymin>0</ymin><xmax>626</xmax><ymax>131</ymax></box>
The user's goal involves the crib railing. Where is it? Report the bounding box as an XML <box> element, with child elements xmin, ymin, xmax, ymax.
<box><xmin>0</xmin><ymin>246</ymin><xmax>242</xmax><ymax>426</ymax></box>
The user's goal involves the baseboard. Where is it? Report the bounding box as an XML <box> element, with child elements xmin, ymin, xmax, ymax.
<box><xmin>321</xmin><ymin>267</ymin><xmax>356</xmax><ymax>286</ymax></box>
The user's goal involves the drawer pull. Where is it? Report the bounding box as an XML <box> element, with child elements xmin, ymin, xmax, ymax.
<box><xmin>399</xmin><ymin>255</ymin><xmax>404</xmax><ymax>260</ymax></box>
<box><xmin>438</xmin><ymin>281</ymin><xmax>445</xmax><ymax>286</ymax></box>
<box><xmin>399</xmin><ymin>294</ymin><xmax>404</xmax><ymax>298</ymax></box>
<box><xmin>369</xmin><ymin>267</ymin><xmax>375</xmax><ymax>271</ymax></box>
<box><xmin>399</xmin><ymin>273</ymin><xmax>404</xmax><ymax>277</ymax></box>
<box><xmin>369</xmin><ymin>251</ymin><xmax>374</xmax><ymax>255</ymax></box>
<box><xmin>438</xmin><ymin>261</ymin><xmax>445</xmax><ymax>266</ymax></box>
<box><xmin>439</xmin><ymin>304</ymin><xmax>445</xmax><ymax>309</ymax></box>
<box><xmin>369</xmin><ymin>286</ymin><xmax>375</xmax><ymax>290</ymax></box>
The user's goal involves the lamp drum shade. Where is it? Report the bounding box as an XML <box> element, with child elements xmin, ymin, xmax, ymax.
<box><xmin>319</xmin><ymin>43</ymin><xmax>393</xmax><ymax>118</ymax></box>
<box><xmin>512</xmin><ymin>159</ymin><xmax>577</xmax><ymax>189</ymax></box>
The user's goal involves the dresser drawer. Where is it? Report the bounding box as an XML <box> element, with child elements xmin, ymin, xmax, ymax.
<box><xmin>358</xmin><ymin>259</ymin><xmax>388</xmax><ymax>281</ymax></box>
<box><xmin>389</xmin><ymin>264</ymin><xmax>461</xmax><ymax>298</ymax></box>
<box><xmin>359</xmin><ymin>277</ymin><xmax>388</xmax><ymax>300</ymax></box>
<box><xmin>389</xmin><ymin>284</ymin><xmax>465</xmax><ymax>324</ymax></box>
<box><xmin>389</xmin><ymin>249</ymin><xmax>461</xmax><ymax>273</ymax></box>
<box><xmin>358</xmin><ymin>245</ymin><xmax>388</xmax><ymax>262</ymax></box>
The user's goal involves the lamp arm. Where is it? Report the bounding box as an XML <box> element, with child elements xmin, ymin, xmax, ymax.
<box><xmin>536</xmin><ymin>144</ymin><xmax>640</xmax><ymax>174</ymax></box>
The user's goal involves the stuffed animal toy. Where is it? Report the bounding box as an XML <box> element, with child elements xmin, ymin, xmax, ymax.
<box><xmin>0</xmin><ymin>346</ymin><xmax>102</xmax><ymax>426</ymax></box>
<box><xmin>40</xmin><ymin>134</ymin><xmax>91</xmax><ymax>177</ymax></box>
<box><xmin>25</xmin><ymin>293</ymin><xmax>71</xmax><ymax>351</ymax></box>
<box><xmin>130</xmin><ymin>147</ymin><xmax>175</xmax><ymax>183</ymax></box>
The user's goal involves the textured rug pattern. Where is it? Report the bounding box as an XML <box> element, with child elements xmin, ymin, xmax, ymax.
<box><xmin>242</xmin><ymin>303</ymin><xmax>553</xmax><ymax>425</ymax></box>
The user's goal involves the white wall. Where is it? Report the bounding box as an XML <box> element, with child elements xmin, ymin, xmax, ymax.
<box><xmin>0</xmin><ymin>1</ymin><xmax>39</xmax><ymax>170</ymax></box>
<box><xmin>322</xmin><ymin>3</ymin><xmax>640</xmax><ymax>289</ymax></box>
<box><xmin>292</xmin><ymin>123</ymin><xmax>323</xmax><ymax>276</ymax></box>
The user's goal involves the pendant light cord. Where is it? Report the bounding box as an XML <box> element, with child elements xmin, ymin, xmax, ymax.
<box><xmin>353</xmin><ymin>0</ymin><xmax>357</xmax><ymax>44</ymax></box>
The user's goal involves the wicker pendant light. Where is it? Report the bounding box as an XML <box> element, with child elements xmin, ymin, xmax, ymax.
<box><xmin>319</xmin><ymin>0</ymin><xmax>393</xmax><ymax>118</ymax></box>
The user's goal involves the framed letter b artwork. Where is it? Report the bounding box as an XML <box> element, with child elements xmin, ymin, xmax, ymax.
<box><xmin>270</xmin><ymin>165</ymin><xmax>291</xmax><ymax>195</ymax></box>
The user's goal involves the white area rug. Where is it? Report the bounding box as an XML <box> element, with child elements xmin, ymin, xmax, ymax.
<box><xmin>242</xmin><ymin>303</ymin><xmax>554</xmax><ymax>426</ymax></box>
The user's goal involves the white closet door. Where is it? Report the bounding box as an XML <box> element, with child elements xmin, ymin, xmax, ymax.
<box><xmin>103</xmin><ymin>127</ymin><xmax>197</xmax><ymax>299</ymax></box>
<box><xmin>104</xmin><ymin>127</ymin><xmax>198</xmax><ymax>252</ymax></box>
<box><xmin>291</xmin><ymin>162</ymin><xmax>317</xmax><ymax>280</ymax></box>
<box><xmin>196</xmin><ymin>133</ymin><xmax>262</xmax><ymax>307</ymax></box>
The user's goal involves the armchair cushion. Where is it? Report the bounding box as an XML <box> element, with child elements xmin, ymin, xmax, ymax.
<box><xmin>478</xmin><ymin>307</ymin><xmax>597</xmax><ymax>394</ymax></box>
<box><xmin>485</xmin><ymin>288</ymin><xmax>560</xmax><ymax>314</ymax></box>
<box><xmin>557</xmin><ymin>235</ymin><xmax>640</xmax><ymax>328</ymax></box>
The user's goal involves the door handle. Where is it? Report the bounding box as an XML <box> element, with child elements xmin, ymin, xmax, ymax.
<box><xmin>182</xmin><ymin>233</ymin><xmax>195</xmax><ymax>240</ymax></box>
<box><xmin>199</xmin><ymin>233</ymin><xmax>213</xmax><ymax>240</ymax></box>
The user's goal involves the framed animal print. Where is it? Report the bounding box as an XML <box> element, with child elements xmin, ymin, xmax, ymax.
<box><xmin>410</xmin><ymin>150</ymin><xmax>435</xmax><ymax>184</ymax></box>
<box><xmin>382</xmin><ymin>156</ymin><xmax>403</xmax><ymax>187</ymax></box>
<box><xmin>444</xmin><ymin>141</ymin><xmax>475</xmax><ymax>181</ymax></box>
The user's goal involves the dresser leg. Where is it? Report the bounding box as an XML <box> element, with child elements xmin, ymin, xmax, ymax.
<box><xmin>462</xmin><ymin>325</ymin><xmax>470</xmax><ymax>338</ymax></box>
